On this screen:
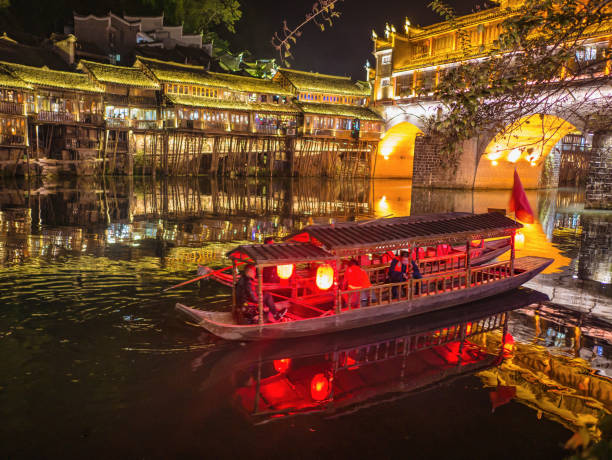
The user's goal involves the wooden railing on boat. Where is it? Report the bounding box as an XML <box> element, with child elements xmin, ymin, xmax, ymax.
<box><xmin>340</xmin><ymin>260</ymin><xmax>513</xmax><ymax>311</ymax></box>
<box><xmin>363</xmin><ymin>252</ymin><xmax>467</xmax><ymax>283</ymax></box>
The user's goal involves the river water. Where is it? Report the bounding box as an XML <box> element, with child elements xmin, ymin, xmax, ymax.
<box><xmin>0</xmin><ymin>177</ymin><xmax>610</xmax><ymax>459</ymax></box>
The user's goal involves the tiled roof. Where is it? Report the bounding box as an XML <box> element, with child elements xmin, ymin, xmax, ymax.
<box><xmin>277</xmin><ymin>68</ymin><xmax>371</xmax><ymax>96</ymax></box>
<box><xmin>79</xmin><ymin>60</ymin><xmax>160</xmax><ymax>89</ymax></box>
<box><xmin>1</xmin><ymin>62</ymin><xmax>103</xmax><ymax>93</ymax></box>
<box><xmin>297</xmin><ymin>102</ymin><xmax>382</xmax><ymax>121</ymax></box>
<box><xmin>166</xmin><ymin>94</ymin><xmax>300</xmax><ymax>114</ymax></box>
<box><xmin>137</xmin><ymin>57</ymin><xmax>292</xmax><ymax>95</ymax></box>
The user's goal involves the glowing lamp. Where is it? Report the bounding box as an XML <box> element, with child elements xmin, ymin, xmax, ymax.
<box><xmin>507</xmin><ymin>149</ymin><xmax>521</xmax><ymax>163</ymax></box>
<box><xmin>514</xmin><ymin>231</ymin><xmax>525</xmax><ymax>250</ymax></box>
<box><xmin>316</xmin><ymin>264</ymin><xmax>334</xmax><ymax>290</ymax></box>
<box><xmin>471</xmin><ymin>239</ymin><xmax>482</xmax><ymax>247</ymax></box>
<box><xmin>502</xmin><ymin>333</ymin><xmax>515</xmax><ymax>358</ymax></box>
<box><xmin>310</xmin><ymin>373</ymin><xmax>331</xmax><ymax>401</ymax></box>
<box><xmin>276</xmin><ymin>264</ymin><xmax>294</xmax><ymax>280</ymax></box>
<box><xmin>491</xmin><ymin>160</ymin><xmax>498</xmax><ymax>166</ymax></box>
<box><xmin>273</xmin><ymin>358</ymin><xmax>291</xmax><ymax>373</ymax></box>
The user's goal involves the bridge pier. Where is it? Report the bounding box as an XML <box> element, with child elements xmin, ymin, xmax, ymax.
<box><xmin>585</xmin><ymin>131</ymin><xmax>612</xmax><ymax>210</ymax></box>
<box><xmin>411</xmin><ymin>134</ymin><xmax>487</xmax><ymax>189</ymax></box>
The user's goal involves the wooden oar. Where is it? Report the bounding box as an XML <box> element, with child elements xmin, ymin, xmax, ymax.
<box><xmin>162</xmin><ymin>264</ymin><xmax>236</xmax><ymax>292</ymax></box>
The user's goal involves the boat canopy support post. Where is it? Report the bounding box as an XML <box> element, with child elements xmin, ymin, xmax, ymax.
<box><xmin>510</xmin><ymin>230</ymin><xmax>516</xmax><ymax>275</ymax></box>
<box><xmin>257</xmin><ymin>265</ymin><xmax>264</xmax><ymax>325</ymax></box>
<box><xmin>408</xmin><ymin>243</ymin><xmax>413</xmax><ymax>300</ymax></box>
<box><xmin>335</xmin><ymin>256</ymin><xmax>341</xmax><ymax>315</ymax></box>
<box><xmin>231</xmin><ymin>259</ymin><xmax>237</xmax><ymax>320</ymax></box>
<box><xmin>466</xmin><ymin>240</ymin><xmax>471</xmax><ymax>287</ymax></box>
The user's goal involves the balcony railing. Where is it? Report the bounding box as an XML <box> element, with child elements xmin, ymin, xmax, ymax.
<box><xmin>80</xmin><ymin>113</ymin><xmax>104</xmax><ymax>125</ymax></box>
<box><xmin>253</xmin><ymin>125</ymin><xmax>282</xmax><ymax>135</ymax></box>
<box><xmin>131</xmin><ymin>120</ymin><xmax>159</xmax><ymax>130</ymax></box>
<box><xmin>0</xmin><ymin>101</ymin><xmax>23</xmax><ymax>115</ymax></box>
<box><xmin>230</xmin><ymin>122</ymin><xmax>250</xmax><ymax>132</ymax></box>
<box><xmin>178</xmin><ymin>119</ymin><xmax>227</xmax><ymax>131</ymax></box>
<box><xmin>37</xmin><ymin>111</ymin><xmax>75</xmax><ymax>123</ymax></box>
<box><xmin>0</xmin><ymin>133</ymin><xmax>26</xmax><ymax>146</ymax></box>
<box><xmin>106</xmin><ymin>118</ymin><xmax>130</xmax><ymax>129</ymax></box>
<box><xmin>65</xmin><ymin>138</ymin><xmax>100</xmax><ymax>150</ymax></box>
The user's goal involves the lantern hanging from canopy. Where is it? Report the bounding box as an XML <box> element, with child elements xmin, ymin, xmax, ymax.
<box><xmin>273</xmin><ymin>358</ymin><xmax>291</xmax><ymax>373</ymax></box>
<box><xmin>277</xmin><ymin>264</ymin><xmax>294</xmax><ymax>280</ymax></box>
<box><xmin>514</xmin><ymin>231</ymin><xmax>525</xmax><ymax>250</ymax></box>
<box><xmin>316</xmin><ymin>264</ymin><xmax>334</xmax><ymax>290</ymax></box>
<box><xmin>471</xmin><ymin>239</ymin><xmax>482</xmax><ymax>247</ymax></box>
<box><xmin>310</xmin><ymin>373</ymin><xmax>331</xmax><ymax>401</ymax></box>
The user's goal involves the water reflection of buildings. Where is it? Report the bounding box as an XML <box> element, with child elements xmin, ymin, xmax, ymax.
<box><xmin>0</xmin><ymin>178</ymin><xmax>374</xmax><ymax>267</ymax></box>
<box><xmin>475</xmin><ymin>301</ymin><xmax>612</xmax><ymax>439</ymax></box>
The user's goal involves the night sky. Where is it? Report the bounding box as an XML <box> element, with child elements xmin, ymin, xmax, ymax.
<box><xmin>232</xmin><ymin>0</ymin><xmax>478</xmax><ymax>78</ymax></box>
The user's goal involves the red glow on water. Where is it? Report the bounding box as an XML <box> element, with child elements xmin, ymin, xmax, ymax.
<box><xmin>503</xmin><ymin>333</ymin><xmax>515</xmax><ymax>358</ymax></box>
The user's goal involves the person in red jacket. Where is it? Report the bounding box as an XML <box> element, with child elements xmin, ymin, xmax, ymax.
<box><xmin>343</xmin><ymin>259</ymin><xmax>373</xmax><ymax>308</ymax></box>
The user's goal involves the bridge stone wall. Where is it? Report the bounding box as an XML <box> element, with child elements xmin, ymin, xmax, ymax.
<box><xmin>586</xmin><ymin>131</ymin><xmax>612</xmax><ymax>210</ymax></box>
<box><xmin>412</xmin><ymin>134</ymin><xmax>483</xmax><ymax>189</ymax></box>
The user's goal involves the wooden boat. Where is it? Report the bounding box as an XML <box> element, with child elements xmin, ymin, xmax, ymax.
<box><xmin>199</xmin><ymin>237</ymin><xmax>510</xmax><ymax>288</ymax></box>
<box><xmin>176</xmin><ymin>212</ymin><xmax>553</xmax><ymax>341</ymax></box>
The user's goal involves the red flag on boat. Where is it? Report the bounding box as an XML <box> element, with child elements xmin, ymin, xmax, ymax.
<box><xmin>509</xmin><ymin>169</ymin><xmax>534</xmax><ymax>224</ymax></box>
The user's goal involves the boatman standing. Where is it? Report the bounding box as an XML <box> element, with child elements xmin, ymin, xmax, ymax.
<box><xmin>236</xmin><ymin>264</ymin><xmax>286</xmax><ymax>324</ymax></box>
<box><xmin>389</xmin><ymin>251</ymin><xmax>422</xmax><ymax>298</ymax></box>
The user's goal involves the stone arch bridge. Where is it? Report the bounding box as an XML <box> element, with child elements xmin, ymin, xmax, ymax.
<box><xmin>373</xmin><ymin>90</ymin><xmax>612</xmax><ymax>210</ymax></box>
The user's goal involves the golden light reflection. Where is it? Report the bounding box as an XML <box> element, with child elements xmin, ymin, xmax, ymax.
<box><xmin>371</xmin><ymin>180</ymin><xmax>412</xmax><ymax>217</ymax></box>
<box><xmin>500</xmin><ymin>222</ymin><xmax>571</xmax><ymax>274</ymax></box>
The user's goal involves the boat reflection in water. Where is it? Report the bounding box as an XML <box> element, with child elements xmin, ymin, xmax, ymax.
<box><xmin>195</xmin><ymin>288</ymin><xmax>548</xmax><ymax>425</ymax></box>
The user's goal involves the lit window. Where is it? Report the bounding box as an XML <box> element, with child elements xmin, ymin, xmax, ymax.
<box><xmin>381</xmin><ymin>78</ymin><xmax>390</xmax><ymax>87</ymax></box>
<box><xmin>381</xmin><ymin>54</ymin><xmax>391</xmax><ymax>65</ymax></box>
<box><xmin>576</xmin><ymin>46</ymin><xmax>597</xmax><ymax>62</ymax></box>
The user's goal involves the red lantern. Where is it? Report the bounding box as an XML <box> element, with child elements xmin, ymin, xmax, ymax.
<box><xmin>471</xmin><ymin>239</ymin><xmax>482</xmax><ymax>247</ymax></box>
<box><xmin>310</xmin><ymin>373</ymin><xmax>331</xmax><ymax>401</ymax></box>
<box><xmin>514</xmin><ymin>231</ymin><xmax>525</xmax><ymax>250</ymax></box>
<box><xmin>273</xmin><ymin>358</ymin><xmax>291</xmax><ymax>373</ymax></box>
<box><xmin>316</xmin><ymin>264</ymin><xmax>334</xmax><ymax>290</ymax></box>
<box><xmin>276</xmin><ymin>264</ymin><xmax>294</xmax><ymax>280</ymax></box>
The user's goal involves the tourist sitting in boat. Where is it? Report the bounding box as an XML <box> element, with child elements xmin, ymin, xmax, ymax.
<box><xmin>389</xmin><ymin>250</ymin><xmax>410</xmax><ymax>298</ymax></box>
<box><xmin>342</xmin><ymin>259</ymin><xmax>373</xmax><ymax>308</ymax></box>
<box><xmin>236</xmin><ymin>264</ymin><xmax>286</xmax><ymax>324</ymax></box>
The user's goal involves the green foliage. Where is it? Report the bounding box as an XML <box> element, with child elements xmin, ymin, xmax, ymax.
<box><xmin>141</xmin><ymin>0</ymin><xmax>242</xmax><ymax>34</ymax></box>
<box><xmin>427</xmin><ymin>0</ymin><xmax>612</xmax><ymax>163</ymax></box>
<box><xmin>0</xmin><ymin>0</ymin><xmax>9</xmax><ymax>9</ymax></box>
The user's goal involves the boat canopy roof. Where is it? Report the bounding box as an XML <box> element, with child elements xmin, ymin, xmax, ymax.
<box><xmin>227</xmin><ymin>242</ymin><xmax>332</xmax><ymax>265</ymax></box>
<box><xmin>286</xmin><ymin>212</ymin><xmax>522</xmax><ymax>256</ymax></box>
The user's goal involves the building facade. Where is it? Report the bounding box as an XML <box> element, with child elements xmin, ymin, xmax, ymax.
<box><xmin>72</xmin><ymin>12</ymin><xmax>209</xmax><ymax>66</ymax></box>
<box><xmin>370</xmin><ymin>0</ymin><xmax>612</xmax><ymax>198</ymax></box>
<box><xmin>0</xmin><ymin>49</ymin><xmax>382</xmax><ymax>178</ymax></box>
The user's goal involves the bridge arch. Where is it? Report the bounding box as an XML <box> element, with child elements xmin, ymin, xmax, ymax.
<box><xmin>373</xmin><ymin>121</ymin><xmax>423</xmax><ymax>178</ymax></box>
<box><xmin>474</xmin><ymin>114</ymin><xmax>579</xmax><ymax>189</ymax></box>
